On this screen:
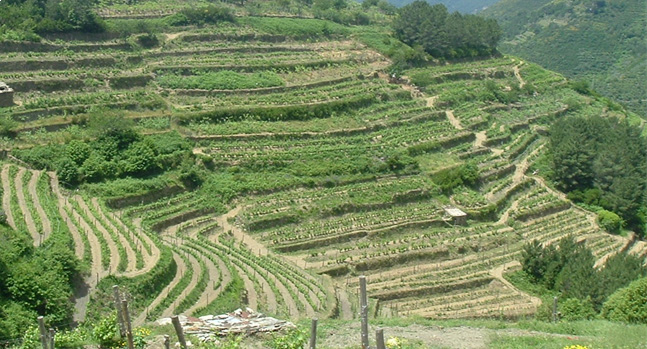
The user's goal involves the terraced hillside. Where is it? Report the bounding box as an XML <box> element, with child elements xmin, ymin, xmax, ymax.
<box><xmin>0</xmin><ymin>13</ymin><xmax>644</xmax><ymax>326</ymax></box>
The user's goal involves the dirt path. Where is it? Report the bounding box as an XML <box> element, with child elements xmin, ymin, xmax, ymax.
<box><xmin>184</xmin><ymin>250</ymin><xmax>224</xmax><ymax>316</ymax></box>
<box><xmin>91</xmin><ymin>198</ymin><xmax>137</xmax><ymax>273</ymax></box>
<box><xmin>337</xmin><ymin>287</ymin><xmax>353</xmax><ymax>320</ymax></box>
<box><xmin>426</xmin><ymin>95</ymin><xmax>439</xmax><ymax>108</ymax></box>
<box><xmin>445</xmin><ymin>110</ymin><xmax>464</xmax><ymax>130</ymax></box>
<box><xmin>244</xmin><ymin>263</ymin><xmax>277</xmax><ymax>315</ymax></box>
<box><xmin>123</xmin><ymin>217</ymin><xmax>162</xmax><ymax>277</ymax></box>
<box><xmin>513</xmin><ymin>60</ymin><xmax>526</xmax><ymax>89</ymax></box>
<box><xmin>75</xmin><ymin>196</ymin><xmax>120</xmax><ymax>274</ymax></box>
<box><xmin>162</xmin><ymin>251</ymin><xmax>201</xmax><ymax>318</ymax></box>
<box><xmin>489</xmin><ymin>261</ymin><xmax>541</xmax><ymax>308</ymax></box>
<box><xmin>15</xmin><ymin>167</ymin><xmax>40</xmax><ymax>246</ymax></box>
<box><xmin>48</xmin><ymin>172</ymin><xmax>84</xmax><ymax>259</ymax></box>
<box><xmin>28</xmin><ymin>170</ymin><xmax>52</xmax><ymax>243</ymax></box>
<box><xmin>234</xmin><ymin>264</ymin><xmax>259</xmax><ymax>312</ymax></box>
<box><xmin>1</xmin><ymin>164</ymin><xmax>16</xmax><ymax>231</ymax></box>
<box><xmin>474</xmin><ymin>131</ymin><xmax>487</xmax><ymax>148</ymax></box>
<box><xmin>134</xmin><ymin>251</ymin><xmax>187</xmax><ymax>326</ymax></box>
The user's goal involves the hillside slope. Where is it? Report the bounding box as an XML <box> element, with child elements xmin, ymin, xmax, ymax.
<box><xmin>387</xmin><ymin>0</ymin><xmax>499</xmax><ymax>13</ymax></box>
<box><xmin>482</xmin><ymin>0</ymin><xmax>647</xmax><ymax>116</ymax></box>
<box><xmin>0</xmin><ymin>2</ymin><xmax>646</xmax><ymax>341</ymax></box>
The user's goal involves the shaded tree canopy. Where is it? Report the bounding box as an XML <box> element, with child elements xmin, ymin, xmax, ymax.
<box><xmin>549</xmin><ymin>115</ymin><xmax>647</xmax><ymax>233</ymax></box>
<box><xmin>392</xmin><ymin>1</ymin><xmax>501</xmax><ymax>59</ymax></box>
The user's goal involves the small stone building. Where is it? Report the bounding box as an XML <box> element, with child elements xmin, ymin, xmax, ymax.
<box><xmin>444</xmin><ymin>206</ymin><xmax>467</xmax><ymax>225</ymax></box>
<box><xmin>0</xmin><ymin>82</ymin><xmax>14</xmax><ymax>107</ymax></box>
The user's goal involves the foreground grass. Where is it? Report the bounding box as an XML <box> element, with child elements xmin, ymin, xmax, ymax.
<box><xmin>293</xmin><ymin>317</ymin><xmax>647</xmax><ymax>348</ymax></box>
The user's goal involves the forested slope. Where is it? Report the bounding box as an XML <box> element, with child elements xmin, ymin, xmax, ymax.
<box><xmin>482</xmin><ymin>0</ymin><xmax>647</xmax><ymax>116</ymax></box>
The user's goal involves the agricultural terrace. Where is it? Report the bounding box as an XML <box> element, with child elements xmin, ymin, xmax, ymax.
<box><xmin>0</xmin><ymin>13</ymin><xmax>643</xmax><ymax>326</ymax></box>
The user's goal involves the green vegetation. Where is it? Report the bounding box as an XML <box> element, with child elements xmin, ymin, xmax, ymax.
<box><xmin>393</xmin><ymin>1</ymin><xmax>501</xmax><ymax>59</ymax></box>
<box><xmin>0</xmin><ymin>0</ymin><xmax>105</xmax><ymax>40</ymax></box>
<box><xmin>601</xmin><ymin>277</ymin><xmax>647</xmax><ymax>323</ymax></box>
<box><xmin>157</xmin><ymin>71</ymin><xmax>285</xmax><ymax>90</ymax></box>
<box><xmin>521</xmin><ymin>237</ymin><xmax>647</xmax><ymax>318</ymax></box>
<box><xmin>483</xmin><ymin>0</ymin><xmax>647</xmax><ymax>116</ymax></box>
<box><xmin>550</xmin><ymin>115</ymin><xmax>647</xmax><ymax>234</ymax></box>
<box><xmin>0</xmin><ymin>224</ymin><xmax>82</xmax><ymax>340</ymax></box>
<box><xmin>0</xmin><ymin>0</ymin><xmax>646</xmax><ymax>344</ymax></box>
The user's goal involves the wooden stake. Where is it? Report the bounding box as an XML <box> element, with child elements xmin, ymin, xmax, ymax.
<box><xmin>48</xmin><ymin>328</ymin><xmax>55</xmax><ymax>349</ymax></box>
<box><xmin>376</xmin><ymin>329</ymin><xmax>386</xmax><ymax>349</ymax></box>
<box><xmin>112</xmin><ymin>285</ymin><xmax>126</xmax><ymax>337</ymax></box>
<box><xmin>164</xmin><ymin>335</ymin><xmax>170</xmax><ymax>349</ymax></box>
<box><xmin>37</xmin><ymin>316</ymin><xmax>48</xmax><ymax>349</ymax></box>
<box><xmin>309</xmin><ymin>318</ymin><xmax>318</xmax><ymax>349</ymax></box>
<box><xmin>552</xmin><ymin>296</ymin><xmax>558</xmax><ymax>323</ymax></box>
<box><xmin>121</xmin><ymin>300</ymin><xmax>135</xmax><ymax>349</ymax></box>
<box><xmin>359</xmin><ymin>276</ymin><xmax>369</xmax><ymax>349</ymax></box>
<box><xmin>172</xmin><ymin>316</ymin><xmax>187</xmax><ymax>349</ymax></box>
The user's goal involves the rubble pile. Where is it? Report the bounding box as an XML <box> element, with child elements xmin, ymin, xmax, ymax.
<box><xmin>156</xmin><ymin>308</ymin><xmax>295</xmax><ymax>342</ymax></box>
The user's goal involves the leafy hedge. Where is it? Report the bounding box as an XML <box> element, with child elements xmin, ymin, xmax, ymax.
<box><xmin>602</xmin><ymin>277</ymin><xmax>647</xmax><ymax>324</ymax></box>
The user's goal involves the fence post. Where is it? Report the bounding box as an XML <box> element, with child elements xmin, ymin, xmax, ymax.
<box><xmin>37</xmin><ymin>316</ymin><xmax>48</xmax><ymax>349</ymax></box>
<box><xmin>48</xmin><ymin>328</ymin><xmax>55</xmax><ymax>349</ymax></box>
<box><xmin>376</xmin><ymin>329</ymin><xmax>386</xmax><ymax>349</ymax></box>
<box><xmin>113</xmin><ymin>285</ymin><xmax>126</xmax><ymax>337</ymax></box>
<box><xmin>309</xmin><ymin>318</ymin><xmax>318</xmax><ymax>349</ymax></box>
<box><xmin>121</xmin><ymin>300</ymin><xmax>135</xmax><ymax>349</ymax></box>
<box><xmin>172</xmin><ymin>316</ymin><xmax>187</xmax><ymax>349</ymax></box>
<box><xmin>360</xmin><ymin>276</ymin><xmax>369</xmax><ymax>349</ymax></box>
<box><xmin>552</xmin><ymin>296</ymin><xmax>558</xmax><ymax>323</ymax></box>
<box><xmin>164</xmin><ymin>334</ymin><xmax>170</xmax><ymax>349</ymax></box>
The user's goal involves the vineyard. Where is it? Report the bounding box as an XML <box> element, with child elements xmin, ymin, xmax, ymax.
<box><xmin>0</xmin><ymin>9</ymin><xmax>644</xmax><ymax>335</ymax></box>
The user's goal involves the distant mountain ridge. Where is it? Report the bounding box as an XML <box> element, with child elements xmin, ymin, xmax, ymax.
<box><xmin>482</xmin><ymin>0</ymin><xmax>647</xmax><ymax>116</ymax></box>
<box><xmin>386</xmin><ymin>0</ymin><xmax>500</xmax><ymax>13</ymax></box>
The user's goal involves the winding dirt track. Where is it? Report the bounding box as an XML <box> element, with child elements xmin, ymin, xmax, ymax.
<box><xmin>28</xmin><ymin>170</ymin><xmax>52</xmax><ymax>243</ymax></box>
<box><xmin>15</xmin><ymin>167</ymin><xmax>40</xmax><ymax>245</ymax></box>
<box><xmin>75</xmin><ymin>195</ymin><xmax>120</xmax><ymax>274</ymax></box>
<box><xmin>91</xmin><ymin>198</ymin><xmax>137</xmax><ymax>273</ymax></box>
<box><xmin>1</xmin><ymin>165</ymin><xmax>16</xmax><ymax>231</ymax></box>
<box><xmin>48</xmin><ymin>172</ymin><xmax>84</xmax><ymax>259</ymax></box>
<box><xmin>124</xmin><ymin>217</ymin><xmax>162</xmax><ymax>277</ymax></box>
<box><xmin>134</xmin><ymin>251</ymin><xmax>187</xmax><ymax>326</ymax></box>
<box><xmin>445</xmin><ymin>110</ymin><xmax>463</xmax><ymax>130</ymax></box>
<box><xmin>184</xmin><ymin>247</ymin><xmax>225</xmax><ymax>315</ymax></box>
<box><xmin>513</xmin><ymin>60</ymin><xmax>526</xmax><ymax>88</ymax></box>
<box><xmin>161</xmin><ymin>250</ymin><xmax>201</xmax><ymax>318</ymax></box>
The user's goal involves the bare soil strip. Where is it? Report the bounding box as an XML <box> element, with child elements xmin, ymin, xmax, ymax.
<box><xmin>445</xmin><ymin>110</ymin><xmax>464</xmax><ymax>130</ymax></box>
<box><xmin>75</xmin><ymin>195</ymin><xmax>120</xmax><ymax>274</ymax></box>
<box><xmin>28</xmin><ymin>170</ymin><xmax>52</xmax><ymax>243</ymax></box>
<box><xmin>91</xmin><ymin>198</ymin><xmax>137</xmax><ymax>273</ymax></box>
<box><xmin>513</xmin><ymin>60</ymin><xmax>526</xmax><ymax>88</ymax></box>
<box><xmin>15</xmin><ymin>167</ymin><xmax>40</xmax><ymax>246</ymax></box>
<box><xmin>48</xmin><ymin>172</ymin><xmax>84</xmax><ymax>259</ymax></box>
<box><xmin>134</xmin><ymin>251</ymin><xmax>186</xmax><ymax>326</ymax></box>
<box><xmin>184</xmin><ymin>250</ymin><xmax>223</xmax><ymax>316</ymax></box>
<box><xmin>1</xmin><ymin>164</ymin><xmax>16</xmax><ymax>230</ymax></box>
<box><xmin>161</xmin><ymin>251</ymin><xmax>201</xmax><ymax>318</ymax></box>
<box><xmin>129</xmin><ymin>217</ymin><xmax>162</xmax><ymax>276</ymax></box>
<box><xmin>233</xmin><ymin>264</ymin><xmax>259</xmax><ymax>312</ymax></box>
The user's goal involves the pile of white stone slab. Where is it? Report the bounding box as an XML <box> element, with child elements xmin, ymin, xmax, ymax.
<box><xmin>156</xmin><ymin>308</ymin><xmax>295</xmax><ymax>342</ymax></box>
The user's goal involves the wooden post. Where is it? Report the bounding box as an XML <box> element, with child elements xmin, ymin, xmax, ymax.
<box><xmin>376</xmin><ymin>329</ymin><xmax>386</xmax><ymax>349</ymax></box>
<box><xmin>112</xmin><ymin>285</ymin><xmax>126</xmax><ymax>337</ymax></box>
<box><xmin>359</xmin><ymin>276</ymin><xmax>369</xmax><ymax>349</ymax></box>
<box><xmin>172</xmin><ymin>316</ymin><xmax>187</xmax><ymax>349</ymax></box>
<box><xmin>37</xmin><ymin>316</ymin><xmax>48</xmax><ymax>349</ymax></box>
<box><xmin>121</xmin><ymin>300</ymin><xmax>135</xmax><ymax>349</ymax></box>
<box><xmin>163</xmin><ymin>335</ymin><xmax>170</xmax><ymax>349</ymax></box>
<box><xmin>48</xmin><ymin>328</ymin><xmax>55</xmax><ymax>349</ymax></box>
<box><xmin>309</xmin><ymin>318</ymin><xmax>318</xmax><ymax>349</ymax></box>
<box><xmin>552</xmin><ymin>296</ymin><xmax>558</xmax><ymax>323</ymax></box>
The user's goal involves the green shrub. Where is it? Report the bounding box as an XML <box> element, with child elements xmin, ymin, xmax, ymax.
<box><xmin>601</xmin><ymin>277</ymin><xmax>647</xmax><ymax>323</ymax></box>
<box><xmin>559</xmin><ymin>297</ymin><xmax>596</xmax><ymax>321</ymax></box>
<box><xmin>597</xmin><ymin>209</ymin><xmax>624</xmax><ymax>234</ymax></box>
